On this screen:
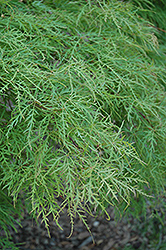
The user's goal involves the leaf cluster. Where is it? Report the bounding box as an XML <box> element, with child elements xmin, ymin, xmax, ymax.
<box><xmin>0</xmin><ymin>0</ymin><xmax>165</xmax><ymax>243</ymax></box>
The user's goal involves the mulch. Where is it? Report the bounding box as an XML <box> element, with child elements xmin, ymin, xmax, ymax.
<box><xmin>3</xmin><ymin>203</ymin><xmax>166</xmax><ymax>250</ymax></box>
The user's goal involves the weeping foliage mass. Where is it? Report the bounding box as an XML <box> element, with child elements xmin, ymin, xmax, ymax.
<box><xmin>0</xmin><ymin>0</ymin><xmax>166</xmax><ymax>247</ymax></box>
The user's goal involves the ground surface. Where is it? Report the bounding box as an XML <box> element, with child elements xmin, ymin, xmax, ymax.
<box><xmin>5</xmin><ymin>202</ymin><xmax>166</xmax><ymax>250</ymax></box>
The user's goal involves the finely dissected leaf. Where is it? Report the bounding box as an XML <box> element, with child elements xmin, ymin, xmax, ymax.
<box><xmin>0</xmin><ymin>0</ymin><xmax>165</xmax><ymax>242</ymax></box>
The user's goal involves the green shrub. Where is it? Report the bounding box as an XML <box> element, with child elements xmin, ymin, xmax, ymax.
<box><xmin>0</xmin><ymin>0</ymin><xmax>165</xmax><ymax>247</ymax></box>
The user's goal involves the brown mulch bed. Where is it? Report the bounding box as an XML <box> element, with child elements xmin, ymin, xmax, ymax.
<box><xmin>3</xmin><ymin>203</ymin><xmax>166</xmax><ymax>250</ymax></box>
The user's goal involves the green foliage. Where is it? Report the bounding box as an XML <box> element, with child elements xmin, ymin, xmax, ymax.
<box><xmin>0</xmin><ymin>0</ymin><xmax>165</xmax><ymax>246</ymax></box>
<box><xmin>0</xmin><ymin>237</ymin><xmax>19</xmax><ymax>250</ymax></box>
<box><xmin>0</xmin><ymin>190</ymin><xmax>21</xmax><ymax>249</ymax></box>
<box><xmin>0</xmin><ymin>190</ymin><xmax>21</xmax><ymax>235</ymax></box>
<box><xmin>128</xmin><ymin>0</ymin><xmax>166</xmax><ymax>60</ymax></box>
